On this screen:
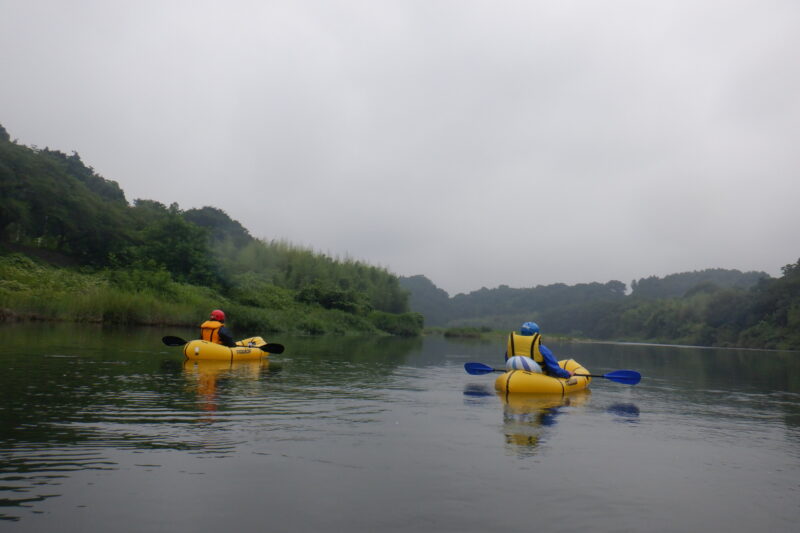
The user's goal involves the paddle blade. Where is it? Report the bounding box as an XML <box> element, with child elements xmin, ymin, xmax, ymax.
<box><xmin>260</xmin><ymin>343</ymin><xmax>285</xmax><ymax>354</ymax></box>
<box><xmin>162</xmin><ymin>336</ymin><xmax>188</xmax><ymax>347</ymax></box>
<box><xmin>464</xmin><ymin>362</ymin><xmax>500</xmax><ymax>375</ymax></box>
<box><xmin>602</xmin><ymin>370</ymin><xmax>642</xmax><ymax>385</ymax></box>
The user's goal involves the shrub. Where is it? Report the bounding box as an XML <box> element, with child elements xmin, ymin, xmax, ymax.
<box><xmin>369</xmin><ymin>311</ymin><xmax>424</xmax><ymax>336</ymax></box>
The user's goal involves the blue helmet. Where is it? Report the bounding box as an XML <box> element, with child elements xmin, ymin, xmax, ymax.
<box><xmin>520</xmin><ymin>322</ymin><xmax>539</xmax><ymax>335</ymax></box>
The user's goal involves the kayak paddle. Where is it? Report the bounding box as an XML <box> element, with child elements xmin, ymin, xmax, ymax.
<box><xmin>464</xmin><ymin>361</ymin><xmax>641</xmax><ymax>385</ymax></box>
<box><xmin>161</xmin><ymin>336</ymin><xmax>285</xmax><ymax>354</ymax></box>
<box><xmin>162</xmin><ymin>335</ymin><xmax>189</xmax><ymax>347</ymax></box>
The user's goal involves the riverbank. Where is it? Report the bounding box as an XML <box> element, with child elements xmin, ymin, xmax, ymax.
<box><xmin>429</xmin><ymin>326</ymin><xmax>581</xmax><ymax>345</ymax></box>
<box><xmin>0</xmin><ymin>253</ymin><xmax>422</xmax><ymax>336</ymax></box>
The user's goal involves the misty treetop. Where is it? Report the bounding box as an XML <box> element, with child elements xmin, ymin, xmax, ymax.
<box><xmin>630</xmin><ymin>268</ymin><xmax>768</xmax><ymax>299</ymax></box>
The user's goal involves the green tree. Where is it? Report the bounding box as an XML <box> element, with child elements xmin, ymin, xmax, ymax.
<box><xmin>183</xmin><ymin>206</ymin><xmax>253</xmax><ymax>248</ymax></box>
<box><xmin>135</xmin><ymin>213</ymin><xmax>222</xmax><ymax>287</ymax></box>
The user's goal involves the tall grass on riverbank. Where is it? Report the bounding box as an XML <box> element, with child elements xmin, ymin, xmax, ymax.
<box><xmin>0</xmin><ymin>254</ymin><xmax>213</xmax><ymax>325</ymax></box>
<box><xmin>0</xmin><ymin>254</ymin><xmax>419</xmax><ymax>336</ymax></box>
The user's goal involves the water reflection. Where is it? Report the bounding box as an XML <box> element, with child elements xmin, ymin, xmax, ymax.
<box><xmin>500</xmin><ymin>391</ymin><xmax>591</xmax><ymax>455</ymax></box>
<box><xmin>0</xmin><ymin>448</ymin><xmax>114</xmax><ymax>522</ymax></box>
<box><xmin>182</xmin><ymin>359</ymin><xmax>276</xmax><ymax>420</ymax></box>
<box><xmin>607</xmin><ymin>402</ymin><xmax>641</xmax><ymax>423</ymax></box>
<box><xmin>1</xmin><ymin>324</ymin><xmax>798</xmax><ymax>530</ymax></box>
<box><xmin>285</xmin><ymin>335</ymin><xmax>423</xmax><ymax>365</ymax></box>
<box><xmin>553</xmin><ymin>340</ymin><xmax>800</xmax><ymax>394</ymax></box>
<box><xmin>462</xmin><ymin>383</ymin><xmax>495</xmax><ymax>408</ymax></box>
<box><xmin>462</xmin><ymin>383</ymin><xmax>494</xmax><ymax>397</ymax></box>
<box><xmin>0</xmin><ymin>327</ymin><xmax>281</xmax><ymax>520</ymax></box>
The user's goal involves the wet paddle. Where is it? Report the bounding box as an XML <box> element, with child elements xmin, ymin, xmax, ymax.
<box><xmin>161</xmin><ymin>336</ymin><xmax>285</xmax><ymax>354</ymax></box>
<box><xmin>463</xmin><ymin>362</ymin><xmax>641</xmax><ymax>385</ymax></box>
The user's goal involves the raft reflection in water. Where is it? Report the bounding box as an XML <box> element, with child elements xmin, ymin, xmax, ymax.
<box><xmin>500</xmin><ymin>390</ymin><xmax>591</xmax><ymax>454</ymax></box>
<box><xmin>183</xmin><ymin>358</ymin><xmax>273</xmax><ymax>418</ymax></box>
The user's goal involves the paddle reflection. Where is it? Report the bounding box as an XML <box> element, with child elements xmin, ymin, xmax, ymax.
<box><xmin>462</xmin><ymin>383</ymin><xmax>495</xmax><ymax>405</ymax></box>
<box><xmin>607</xmin><ymin>402</ymin><xmax>640</xmax><ymax>423</ymax></box>
<box><xmin>500</xmin><ymin>390</ymin><xmax>591</xmax><ymax>455</ymax></box>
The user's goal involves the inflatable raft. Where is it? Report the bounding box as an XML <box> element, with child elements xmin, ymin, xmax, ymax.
<box><xmin>495</xmin><ymin>359</ymin><xmax>591</xmax><ymax>395</ymax></box>
<box><xmin>183</xmin><ymin>336</ymin><xmax>271</xmax><ymax>362</ymax></box>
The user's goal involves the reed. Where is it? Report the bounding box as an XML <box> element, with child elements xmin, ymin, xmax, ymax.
<box><xmin>0</xmin><ymin>254</ymin><xmax>420</xmax><ymax>335</ymax></box>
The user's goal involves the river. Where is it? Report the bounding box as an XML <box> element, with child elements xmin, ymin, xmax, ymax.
<box><xmin>0</xmin><ymin>323</ymin><xmax>798</xmax><ymax>532</ymax></box>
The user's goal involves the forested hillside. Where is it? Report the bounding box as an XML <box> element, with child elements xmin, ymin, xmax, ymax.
<box><xmin>0</xmin><ymin>123</ymin><xmax>421</xmax><ymax>336</ymax></box>
<box><xmin>401</xmin><ymin>277</ymin><xmax>628</xmax><ymax>327</ymax></box>
<box><xmin>630</xmin><ymin>269</ymin><xmax>767</xmax><ymax>299</ymax></box>
<box><xmin>401</xmin><ymin>264</ymin><xmax>800</xmax><ymax>350</ymax></box>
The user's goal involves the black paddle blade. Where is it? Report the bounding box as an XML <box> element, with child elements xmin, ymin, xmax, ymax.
<box><xmin>162</xmin><ymin>336</ymin><xmax>188</xmax><ymax>347</ymax></box>
<box><xmin>260</xmin><ymin>343</ymin><xmax>285</xmax><ymax>354</ymax></box>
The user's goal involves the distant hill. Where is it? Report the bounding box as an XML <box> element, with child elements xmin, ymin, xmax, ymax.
<box><xmin>631</xmin><ymin>269</ymin><xmax>768</xmax><ymax>299</ymax></box>
<box><xmin>399</xmin><ymin>275</ymin><xmax>452</xmax><ymax>326</ymax></box>
<box><xmin>400</xmin><ymin>276</ymin><xmax>627</xmax><ymax>327</ymax></box>
<box><xmin>401</xmin><ymin>268</ymin><xmax>769</xmax><ymax>328</ymax></box>
<box><xmin>398</xmin><ymin>264</ymin><xmax>800</xmax><ymax>351</ymax></box>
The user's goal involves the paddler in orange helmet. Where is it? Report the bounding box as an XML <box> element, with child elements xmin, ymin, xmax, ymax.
<box><xmin>200</xmin><ymin>309</ymin><xmax>236</xmax><ymax>347</ymax></box>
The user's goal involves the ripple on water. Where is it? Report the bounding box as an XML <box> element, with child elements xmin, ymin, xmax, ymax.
<box><xmin>0</xmin><ymin>447</ymin><xmax>115</xmax><ymax>521</ymax></box>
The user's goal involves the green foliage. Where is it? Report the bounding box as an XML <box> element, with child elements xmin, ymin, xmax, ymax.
<box><xmin>443</xmin><ymin>326</ymin><xmax>491</xmax><ymax>338</ymax></box>
<box><xmin>0</xmin><ymin>253</ymin><xmax>198</xmax><ymax>324</ymax></box>
<box><xmin>401</xmin><ymin>276</ymin><xmax>627</xmax><ymax>327</ymax></box>
<box><xmin>228</xmin><ymin>272</ymin><xmax>294</xmax><ymax>309</ymax></box>
<box><xmin>585</xmin><ymin>264</ymin><xmax>800</xmax><ymax>348</ymax></box>
<box><xmin>403</xmin><ymin>264</ymin><xmax>800</xmax><ymax>349</ymax></box>
<box><xmin>0</xmin><ymin>253</ymin><xmax>414</xmax><ymax>335</ymax></box>
<box><xmin>296</xmin><ymin>280</ymin><xmax>371</xmax><ymax>314</ymax></box>
<box><xmin>41</xmin><ymin>149</ymin><xmax>127</xmax><ymax>203</ymax></box>
<box><xmin>227</xmin><ymin>239</ymin><xmax>410</xmax><ymax>314</ymax></box>
<box><xmin>133</xmin><ymin>213</ymin><xmax>223</xmax><ymax>287</ymax></box>
<box><xmin>104</xmin><ymin>263</ymin><xmax>174</xmax><ymax>295</ymax></box>
<box><xmin>736</xmin><ymin>257</ymin><xmax>800</xmax><ymax>349</ymax></box>
<box><xmin>631</xmin><ymin>268</ymin><xmax>767</xmax><ymax>299</ymax></box>
<box><xmin>0</xmin><ymin>138</ymin><xmax>131</xmax><ymax>264</ymax></box>
<box><xmin>368</xmin><ymin>311</ymin><xmax>424</xmax><ymax>337</ymax></box>
<box><xmin>183</xmin><ymin>206</ymin><xmax>253</xmax><ymax>248</ymax></box>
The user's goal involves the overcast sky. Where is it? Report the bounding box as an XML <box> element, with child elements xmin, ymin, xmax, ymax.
<box><xmin>2</xmin><ymin>0</ymin><xmax>798</xmax><ymax>295</ymax></box>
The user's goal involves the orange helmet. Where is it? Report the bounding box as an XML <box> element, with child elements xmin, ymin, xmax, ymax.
<box><xmin>210</xmin><ymin>309</ymin><xmax>225</xmax><ymax>321</ymax></box>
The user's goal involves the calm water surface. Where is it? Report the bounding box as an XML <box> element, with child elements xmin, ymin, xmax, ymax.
<box><xmin>1</xmin><ymin>324</ymin><xmax>798</xmax><ymax>532</ymax></box>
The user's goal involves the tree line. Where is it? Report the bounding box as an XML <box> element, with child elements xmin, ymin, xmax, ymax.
<box><xmin>0</xmin><ymin>123</ymin><xmax>421</xmax><ymax>335</ymax></box>
<box><xmin>401</xmin><ymin>263</ymin><xmax>800</xmax><ymax>350</ymax></box>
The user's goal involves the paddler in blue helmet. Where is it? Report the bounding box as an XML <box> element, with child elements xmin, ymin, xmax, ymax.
<box><xmin>506</xmin><ymin>322</ymin><xmax>573</xmax><ymax>378</ymax></box>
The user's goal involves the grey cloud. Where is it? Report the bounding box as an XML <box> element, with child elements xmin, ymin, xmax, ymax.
<box><xmin>1</xmin><ymin>0</ymin><xmax>797</xmax><ymax>294</ymax></box>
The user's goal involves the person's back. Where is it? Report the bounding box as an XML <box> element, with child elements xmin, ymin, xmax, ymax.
<box><xmin>507</xmin><ymin>321</ymin><xmax>572</xmax><ymax>379</ymax></box>
<box><xmin>200</xmin><ymin>309</ymin><xmax>235</xmax><ymax>347</ymax></box>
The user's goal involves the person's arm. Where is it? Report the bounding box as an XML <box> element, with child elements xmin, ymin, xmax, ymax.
<box><xmin>539</xmin><ymin>344</ymin><xmax>572</xmax><ymax>378</ymax></box>
<box><xmin>219</xmin><ymin>326</ymin><xmax>236</xmax><ymax>347</ymax></box>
